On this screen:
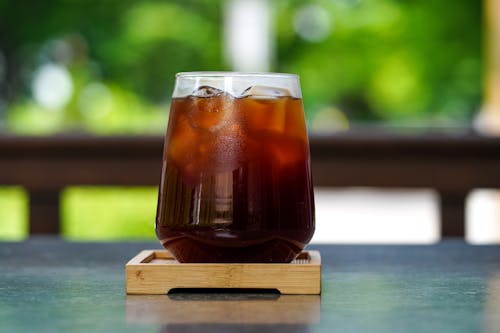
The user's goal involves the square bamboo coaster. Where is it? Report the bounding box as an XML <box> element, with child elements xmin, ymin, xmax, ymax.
<box><xmin>126</xmin><ymin>250</ymin><xmax>321</xmax><ymax>295</ymax></box>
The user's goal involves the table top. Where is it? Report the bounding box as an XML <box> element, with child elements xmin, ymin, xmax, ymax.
<box><xmin>1</xmin><ymin>238</ymin><xmax>500</xmax><ymax>333</ymax></box>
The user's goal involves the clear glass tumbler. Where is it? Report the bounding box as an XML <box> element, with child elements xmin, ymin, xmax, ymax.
<box><xmin>156</xmin><ymin>72</ymin><xmax>315</xmax><ymax>263</ymax></box>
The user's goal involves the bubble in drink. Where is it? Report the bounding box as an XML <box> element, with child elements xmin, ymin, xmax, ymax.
<box><xmin>240</xmin><ymin>94</ymin><xmax>287</xmax><ymax>133</ymax></box>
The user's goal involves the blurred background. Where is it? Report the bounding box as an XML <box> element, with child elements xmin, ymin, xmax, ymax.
<box><xmin>0</xmin><ymin>0</ymin><xmax>494</xmax><ymax>243</ymax></box>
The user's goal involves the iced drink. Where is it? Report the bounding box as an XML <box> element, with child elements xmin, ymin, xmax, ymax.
<box><xmin>156</xmin><ymin>73</ymin><xmax>315</xmax><ymax>263</ymax></box>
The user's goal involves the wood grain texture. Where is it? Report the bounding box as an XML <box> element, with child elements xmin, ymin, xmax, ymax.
<box><xmin>126</xmin><ymin>250</ymin><xmax>321</xmax><ymax>295</ymax></box>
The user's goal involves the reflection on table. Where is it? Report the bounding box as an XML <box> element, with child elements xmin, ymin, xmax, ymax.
<box><xmin>486</xmin><ymin>274</ymin><xmax>500</xmax><ymax>333</ymax></box>
<box><xmin>126</xmin><ymin>293</ymin><xmax>320</xmax><ymax>325</ymax></box>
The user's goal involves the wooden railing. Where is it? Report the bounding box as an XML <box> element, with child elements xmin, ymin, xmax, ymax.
<box><xmin>1</xmin><ymin>133</ymin><xmax>500</xmax><ymax>238</ymax></box>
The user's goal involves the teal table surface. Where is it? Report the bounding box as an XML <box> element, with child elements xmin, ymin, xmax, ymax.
<box><xmin>1</xmin><ymin>238</ymin><xmax>500</xmax><ymax>333</ymax></box>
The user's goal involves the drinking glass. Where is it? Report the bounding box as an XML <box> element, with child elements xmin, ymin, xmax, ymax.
<box><xmin>156</xmin><ymin>72</ymin><xmax>315</xmax><ymax>263</ymax></box>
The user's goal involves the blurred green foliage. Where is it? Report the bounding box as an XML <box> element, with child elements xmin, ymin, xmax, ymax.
<box><xmin>276</xmin><ymin>0</ymin><xmax>482</xmax><ymax>125</ymax></box>
<box><xmin>0</xmin><ymin>188</ymin><xmax>27</xmax><ymax>240</ymax></box>
<box><xmin>0</xmin><ymin>0</ymin><xmax>223</xmax><ymax>134</ymax></box>
<box><xmin>0</xmin><ymin>0</ymin><xmax>482</xmax><ymax>132</ymax></box>
<box><xmin>62</xmin><ymin>187</ymin><xmax>157</xmax><ymax>240</ymax></box>
<box><xmin>0</xmin><ymin>186</ymin><xmax>158</xmax><ymax>240</ymax></box>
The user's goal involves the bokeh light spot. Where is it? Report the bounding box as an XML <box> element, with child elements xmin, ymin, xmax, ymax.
<box><xmin>294</xmin><ymin>4</ymin><xmax>331</xmax><ymax>42</ymax></box>
<box><xmin>311</xmin><ymin>106</ymin><xmax>350</xmax><ymax>132</ymax></box>
<box><xmin>32</xmin><ymin>63</ymin><xmax>73</xmax><ymax>110</ymax></box>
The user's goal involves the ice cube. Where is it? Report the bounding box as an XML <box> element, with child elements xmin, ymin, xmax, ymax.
<box><xmin>243</xmin><ymin>97</ymin><xmax>286</xmax><ymax>133</ymax></box>
<box><xmin>187</xmin><ymin>92</ymin><xmax>233</xmax><ymax>132</ymax></box>
<box><xmin>240</xmin><ymin>85</ymin><xmax>291</xmax><ymax>98</ymax></box>
<box><xmin>192</xmin><ymin>85</ymin><xmax>224</xmax><ymax>98</ymax></box>
<box><xmin>266</xmin><ymin>133</ymin><xmax>305</xmax><ymax>168</ymax></box>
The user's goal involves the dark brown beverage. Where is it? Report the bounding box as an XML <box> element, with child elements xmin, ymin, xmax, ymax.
<box><xmin>156</xmin><ymin>75</ymin><xmax>314</xmax><ymax>263</ymax></box>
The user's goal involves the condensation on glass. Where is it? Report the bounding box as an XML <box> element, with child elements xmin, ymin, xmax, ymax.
<box><xmin>156</xmin><ymin>72</ymin><xmax>315</xmax><ymax>263</ymax></box>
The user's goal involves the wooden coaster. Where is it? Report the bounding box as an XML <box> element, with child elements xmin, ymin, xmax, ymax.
<box><xmin>126</xmin><ymin>250</ymin><xmax>321</xmax><ymax>295</ymax></box>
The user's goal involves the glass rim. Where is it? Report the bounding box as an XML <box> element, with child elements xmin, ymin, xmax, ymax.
<box><xmin>176</xmin><ymin>71</ymin><xmax>299</xmax><ymax>79</ymax></box>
